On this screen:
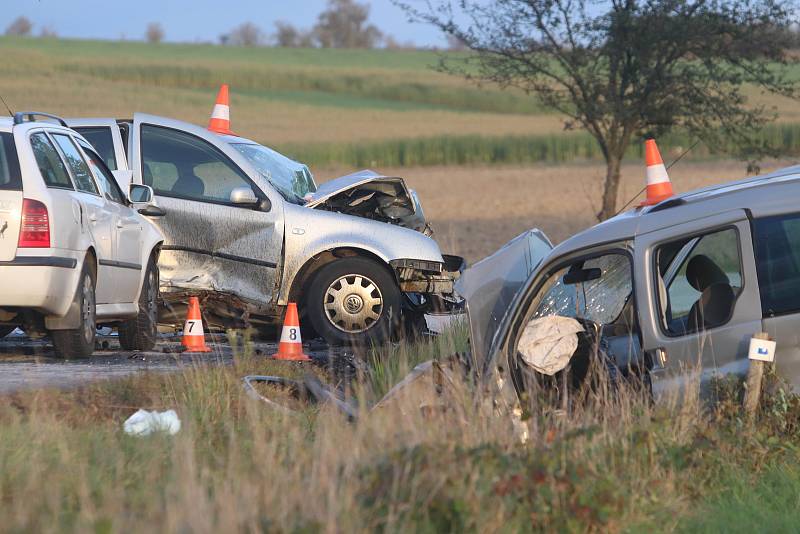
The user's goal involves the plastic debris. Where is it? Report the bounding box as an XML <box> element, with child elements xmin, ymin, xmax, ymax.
<box><xmin>123</xmin><ymin>409</ymin><xmax>181</xmax><ymax>436</ymax></box>
<box><xmin>517</xmin><ymin>316</ymin><xmax>583</xmax><ymax>375</ymax></box>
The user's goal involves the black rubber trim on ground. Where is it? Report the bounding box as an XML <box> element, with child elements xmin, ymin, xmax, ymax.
<box><xmin>161</xmin><ymin>245</ymin><xmax>278</xmax><ymax>268</ymax></box>
<box><xmin>0</xmin><ymin>256</ymin><xmax>77</xmax><ymax>268</ymax></box>
<box><xmin>98</xmin><ymin>259</ymin><xmax>142</xmax><ymax>270</ymax></box>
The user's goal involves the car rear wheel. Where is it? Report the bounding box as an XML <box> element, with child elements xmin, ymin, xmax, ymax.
<box><xmin>305</xmin><ymin>257</ymin><xmax>400</xmax><ymax>346</ymax></box>
<box><xmin>119</xmin><ymin>257</ymin><xmax>159</xmax><ymax>351</ymax></box>
<box><xmin>51</xmin><ymin>262</ymin><xmax>96</xmax><ymax>359</ymax></box>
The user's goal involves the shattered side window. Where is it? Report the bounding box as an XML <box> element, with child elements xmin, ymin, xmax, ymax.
<box><xmin>531</xmin><ymin>253</ymin><xmax>632</xmax><ymax>326</ymax></box>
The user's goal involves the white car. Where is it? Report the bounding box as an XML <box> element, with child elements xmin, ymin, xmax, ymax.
<box><xmin>0</xmin><ymin>112</ymin><xmax>164</xmax><ymax>358</ymax></box>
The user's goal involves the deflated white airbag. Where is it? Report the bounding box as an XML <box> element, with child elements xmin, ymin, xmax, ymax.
<box><xmin>518</xmin><ymin>316</ymin><xmax>583</xmax><ymax>375</ymax></box>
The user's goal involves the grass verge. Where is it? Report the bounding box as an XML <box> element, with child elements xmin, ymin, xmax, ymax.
<box><xmin>0</xmin><ymin>328</ymin><xmax>799</xmax><ymax>532</ymax></box>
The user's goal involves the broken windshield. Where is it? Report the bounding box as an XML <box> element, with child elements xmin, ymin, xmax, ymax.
<box><xmin>531</xmin><ymin>253</ymin><xmax>632</xmax><ymax>326</ymax></box>
<box><xmin>231</xmin><ymin>142</ymin><xmax>316</xmax><ymax>203</ymax></box>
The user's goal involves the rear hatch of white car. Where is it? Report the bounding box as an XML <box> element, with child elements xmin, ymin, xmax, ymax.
<box><xmin>0</xmin><ymin>132</ymin><xmax>23</xmax><ymax>261</ymax></box>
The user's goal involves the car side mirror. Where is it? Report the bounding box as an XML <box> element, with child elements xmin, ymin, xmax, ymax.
<box><xmin>229</xmin><ymin>187</ymin><xmax>259</xmax><ymax>207</ymax></box>
<box><xmin>129</xmin><ymin>184</ymin><xmax>165</xmax><ymax>217</ymax></box>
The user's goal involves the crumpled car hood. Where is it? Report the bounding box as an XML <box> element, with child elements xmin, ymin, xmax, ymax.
<box><xmin>305</xmin><ymin>170</ymin><xmax>428</xmax><ymax>233</ymax></box>
<box><xmin>455</xmin><ymin>229</ymin><xmax>553</xmax><ymax>373</ymax></box>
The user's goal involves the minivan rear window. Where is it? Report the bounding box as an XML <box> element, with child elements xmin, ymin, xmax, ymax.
<box><xmin>0</xmin><ymin>132</ymin><xmax>22</xmax><ymax>191</ymax></box>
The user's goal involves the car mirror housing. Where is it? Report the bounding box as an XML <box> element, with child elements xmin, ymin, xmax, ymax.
<box><xmin>229</xmin><ymin>186</ymin><xmax>259</xmax><ymax>206</ymax></box>
<box><xmin>129</xmin><ymin>184</ymin><xmax>165</xmax><ymax>217</ymax></box>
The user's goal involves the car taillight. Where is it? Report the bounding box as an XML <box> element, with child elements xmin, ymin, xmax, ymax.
<box><xmin>18</xmin><ymin>198</ymin><xmax>50</xmax><ymax>248</ymax></box>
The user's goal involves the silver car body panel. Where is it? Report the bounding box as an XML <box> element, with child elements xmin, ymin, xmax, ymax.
<box><xmin>128</xmin><ymin>114</ymin><xmax>286</xmax><ymax>314</ymax></box>
<box><xmin>305</xmin><ymin>170</ymin><xmax>427</xmax><ymax>233</ymax></box>
<box><xmin>70</xmin><ymin>114</ymin><xmax>452</xmax><ymax>324</ymax></box>
<box><xmin>470</xmin><ymin>164</ymin><xmax>800</xmax><ymax>396</ymax></box>
<box><xmin>279</xmin><ymin>201</ymin><xmax>445</xmax><ymax>303</ymax></box>
<box><xmin>456</xmin><ymin>229</ymin><xmax>552</xmax><ymax>371</ymax></box>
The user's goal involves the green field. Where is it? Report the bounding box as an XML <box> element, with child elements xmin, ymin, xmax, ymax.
<box><xmin>2</xmin><ymin>36</ymin><xmax>799</xmax><ymax>167</ymax></box>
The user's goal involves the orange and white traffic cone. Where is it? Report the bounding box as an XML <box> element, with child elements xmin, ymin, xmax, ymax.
<box><xmin>639</xmin><ymin>138</ymin><xmax>674</xmax><ymax>206</ymax></box>
<box><xmin>181</xmin><ymin>296</ymin><xmax>212</xmax><ymax>353</ymax></box>
<box><xmin>207</xmin><ymin>84</ymin><xmax>235</xmax><ymax>136</ymax></box>
<box><xmin>272</xmin><ymin>303</ymin><xmax>311</xmax><ymax>361</ymax></box>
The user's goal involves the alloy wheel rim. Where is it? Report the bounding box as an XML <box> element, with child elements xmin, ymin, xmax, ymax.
<box><xmin>323</xmin><ymin>274</ymin><xmax>383</xmax><ymax>333</ymax></box>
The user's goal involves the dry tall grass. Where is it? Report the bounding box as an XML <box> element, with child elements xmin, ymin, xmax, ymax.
<box><xmin>1</xmin><ymin>325</ymin><xmax>798</xmax><ymax>532</ymax></box>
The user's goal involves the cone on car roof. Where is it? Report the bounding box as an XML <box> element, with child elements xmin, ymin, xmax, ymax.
<box><xmin>640</xmin><ymin>138</ymin><xmax>674</xmax><ymax>206</ymax></box>
<box><xmin>207</xmin><ymin>84</ymin><xmax>234</xmax><ymax>135</ymax></box>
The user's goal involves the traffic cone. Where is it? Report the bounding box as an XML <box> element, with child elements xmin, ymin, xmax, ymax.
<box><xmin>640</xmin><ymin>138</ymin><xmax>674</xmax><ymax>206</ymax></box>
<box><xmin>207</xmin><ymin>84</ymin><xmax>235</xmax><ymax>136</ymax></box>
<box><xmin>272</xmin><ymin>303</ymin><xmax>311</xmax><ymax>361</ymax></box>
<box><xmin>181</xmin><ymin>296</ymin><xmax>212</xmax><ymax>353</ymax></box>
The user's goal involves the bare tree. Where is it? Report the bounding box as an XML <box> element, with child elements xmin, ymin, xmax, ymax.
<box><xmin>5</xmin><ymin>16</ymin><xmax>32</xmax><ymax>37</ymax></box>
<box><xmin>397</xmin><ymin>0</ymin><xmax>800</xmax><ymax>220</ymax></box>
<box><xmin>39</xmin><ymin>26</ymin><xmax>57</xmax><ymax>38</ymax></box>
<box><xmin>313</xmin><ymin>0</ymin><xmax>383</xmax><ymax>48</ymax></box>
<box><xmin>227</xmin><ymin>22</ymin><xmax>264</xmax><ymax>47</ymax></box>
<box><xmin>274</xmin><ymin>21</ymin><xmax>315</xmax><ymax>48</ymax></box>
<box><xmin>145</xmin><ymin>22</ymin><xmax>164</xmax><ymax>44</ymax></box>
<box><xmin>274</xmin><ymin>21</ymin><xmax>300</xmax><ymax>47</ymax></box>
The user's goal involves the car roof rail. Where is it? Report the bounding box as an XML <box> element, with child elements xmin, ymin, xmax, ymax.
<box><xmin>13</xmin><ymin>111</ymin><xmax>69</xmax><ymax>128</ymax></box>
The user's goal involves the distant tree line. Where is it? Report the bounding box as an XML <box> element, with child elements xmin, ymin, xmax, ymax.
<box><xmin>222</xmin><ymin>0</ymin><xmax>409</xmax><ymax>49</ymax></box>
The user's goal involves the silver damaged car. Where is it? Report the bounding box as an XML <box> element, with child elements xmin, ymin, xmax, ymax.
<box><xmin>67</xmin><ymin>114</ymin><xmax>463</xmax><ymax>345</ymax></box>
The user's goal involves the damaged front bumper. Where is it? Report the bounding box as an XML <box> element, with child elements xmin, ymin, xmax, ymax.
<box><xmin>391</xmin><ymin>254</ymin><xmax>465</xmax><ymax>313</ymax></box>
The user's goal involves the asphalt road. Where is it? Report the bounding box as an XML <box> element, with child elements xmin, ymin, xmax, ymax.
<box><xmin>0</xmin><ymin>332</ymin><xmax>339</xmax><ymax>394</ymax></box>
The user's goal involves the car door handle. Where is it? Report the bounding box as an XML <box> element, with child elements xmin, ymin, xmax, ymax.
<box><xmin>116</xmin><ymin>220</ymin><xmax>124</xmax><ymax>228</ymax></box>
<box><xmin>88</xmin><ymin>213</ymin><xmax>97</xmax><ymax>223</ymax></box>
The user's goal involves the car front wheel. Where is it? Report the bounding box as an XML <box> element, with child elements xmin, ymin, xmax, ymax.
<box><xmin>51</xmin><ymin>261</ymin><xmax>96</xmax><ymax>359</ymax></box>
<box><xmin>119</xmin><ymin>257</ymin><xmax>159</xmax><ymax>351</ymax></box>
<box><xmin>305</xmin><ymin>257</ymin><xmax>400</xmax><ymax>346</ymax></box>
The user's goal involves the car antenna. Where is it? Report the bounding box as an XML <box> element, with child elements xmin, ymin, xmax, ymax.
<box><xmin>0</xmin><ymin>94</ymin><xmax>12</xmax><ymax>117</ymax></box>
<box><xmin>613</xmin><ymin>138</ymin><xmax>701</xmax><ymax>216</ymax></box>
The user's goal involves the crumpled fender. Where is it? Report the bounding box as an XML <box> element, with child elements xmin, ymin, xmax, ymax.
<box><xmin>278</xmin><ymin>202</ymin><xmax>445</xmax><ymax>304</ymax></box>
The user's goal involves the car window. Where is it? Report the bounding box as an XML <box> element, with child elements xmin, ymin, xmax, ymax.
<box><xmin>73</xmin><ymin>126</ymin><xmax>117</xmax><ymax>170</ymax></box>
<box><xmin>656</xmin><ymin>228</ymin><xmax>742</xmax><ymax>335</ymax></box>
<box><xmin>0</xmin><ymin>133</ymin><xmax>21</xmax><ymax>191</ymax></box>
<box><xmin>530</xmin><ymin>253</ymin><xmax>632</xmax><ymax>325</ymax></box>
<box><xmin>753</xmin><ymin>213</ymin><xmax>800</xmax><ymax>316</ymax></box>
<box><xmin>30</xmin><ymin>132</ymin><xmax>73</xmax><ymax>189</ymax></box>
<box><xmin>52</xmin><ymin>134</ymin><xmax>99</xmax><ymax>195</ymax></box>
<box><xmin>230</xmin><ymin>142</ymin><xmax>316</xmax><ymax>202</ymax></box>
<box><xmin>78</xmin><ymin>140</ymin><xmax>126</xmax><ymax>204</ymax></box>
<box><xmin>141</xmin><ymin>124</ymin><xmax>254</xmax><ymax>203</ymax></box>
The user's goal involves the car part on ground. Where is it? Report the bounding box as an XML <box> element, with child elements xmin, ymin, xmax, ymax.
<box><xmin>242</xmin><ymin>374</ymin><xmax>357</xmax><ymax>420</ymax></box>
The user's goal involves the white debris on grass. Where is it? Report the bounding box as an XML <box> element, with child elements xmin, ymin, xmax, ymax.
<box><xmin>123</xmin><ymin>409</ymin><xmax>181</xmax><ymax>436</ymax></box>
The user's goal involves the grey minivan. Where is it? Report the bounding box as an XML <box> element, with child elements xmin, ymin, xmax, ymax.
<box><xmin>462</xmin><ymin>164</ymin><xmax>800</xmax><ymax>401</ymax></box>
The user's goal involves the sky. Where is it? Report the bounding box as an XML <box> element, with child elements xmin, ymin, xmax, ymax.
<box><xmin>0</xmin><ymin>0</ymin><xmax>449</xmax><ymax>47</ymax></box>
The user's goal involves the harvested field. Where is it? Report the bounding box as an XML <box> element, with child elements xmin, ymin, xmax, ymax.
<box><xmin>320</xmin><ymin>159</ymin><xmax>797</xmax><ymax>263</ymax></box>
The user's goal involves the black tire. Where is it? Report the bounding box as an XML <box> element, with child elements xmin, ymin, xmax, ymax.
<box><xmin>51</xmin><ymin>261</ymin><xmax>96</xmax><ymax>359</ymax></box>
<box><xmin>119</xmin><ymin>257</ymin><xmax>159</xmax><ymax>351</ymax></box>
<box><xmin>305</xmin><ymin>257</ymin><xmax>400</xmax><ymax>346</ymax></box>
